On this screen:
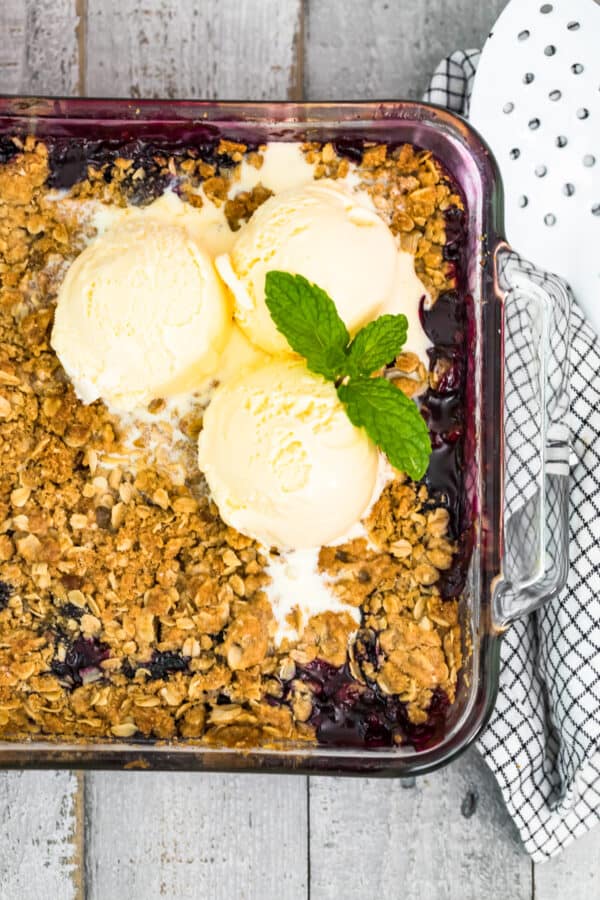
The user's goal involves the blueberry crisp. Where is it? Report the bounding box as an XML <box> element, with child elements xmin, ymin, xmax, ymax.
<box><xmin>0</xmin><ymin>134</ymin><xmax>468</xmax><ymax>750</ymax></box>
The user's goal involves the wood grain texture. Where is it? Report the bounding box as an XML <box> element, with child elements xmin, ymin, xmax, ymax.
<box><xmin>85</xmin><ymin>0</ymin><xmax>303</xmax><ymax>99</ymax></box>
<box><xmin>535</xmin><ymin>823</ymin><xmax>600</xmax><ymax>900</ymax></box>
<box><xmin>83</xmin><ymin>10</ymin><xmax>308</xmax><ymax>894</ymax></box>
<box><xmin>0</xmin><ymin>0</ymin><xmax>79</xmax><ymax>95</ymax></box>
<box><xmin>305</xmin><ymin>0</ymin><xmax>507</xmax><ymax>100</ymax></box>
<box><xmin>309</xmin><ymin>748</ymin><xmax>532</xmax><ymax>900</ymax></box>
<box><xmin>0</xmin><ymin>1</ymin><xmax>26</xmax><ymax>94</ymax></box>
<box><xmin>0</xmin><ymin>3</ymin><xmax>81</xmax><ymax>896</ymax></box>
<box><xmin>85</xmin><ymin>772</ymin><xmax>307</xmax><ymax>900</ymax></box>
<box><xmin>0</xmin><ymin>770</ymin><xmax>80</xmax><ymax>900</ymax></box>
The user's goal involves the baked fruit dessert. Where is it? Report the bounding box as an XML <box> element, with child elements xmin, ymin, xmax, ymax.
<box><xmin>0</xmin><ymin>133</ymin><xmax>468</xmax><ymax>750</ymax></box>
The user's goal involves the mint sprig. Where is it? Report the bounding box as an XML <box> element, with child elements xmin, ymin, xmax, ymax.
<box><xmin>337</xmin><ymin>377</ymin><xmax>431</xmax><ymax>480</ymax></box>
<box><xmin>345</xmin><ymin>314</ymin><xmax>408</xmax><ymax>377</ymax></box>
<box><xmin>264</xmin><ymin>272</ymin><xmax>349</xmax><ymax>380</ymax></box>
<box><xmin>264</xmin><ymin>271</ymin><xmax>432</xmax><ymax>481</ymax></box>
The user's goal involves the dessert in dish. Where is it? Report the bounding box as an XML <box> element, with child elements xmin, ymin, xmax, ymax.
<box><xmin>0</xmin><ymin>133</ymin><xmax>468</xmax><ymax>750</ymax></box>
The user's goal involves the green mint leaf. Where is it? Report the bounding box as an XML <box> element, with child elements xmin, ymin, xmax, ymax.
<box><xmin>265</xmin><ymin>271</ymin><xmax>349</xmax><ymax>380</ymax></box>
<box><xmin>345</xmin><ymin>314</ymin><xmax>408</xmax><ymax>377</ymax></box>
<box><xmin>337</xmin><ymin>377</ymin><xmax>431</xmax><ymax>481</ymax></box>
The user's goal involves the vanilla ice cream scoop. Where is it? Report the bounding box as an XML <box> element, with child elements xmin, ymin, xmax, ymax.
<box><xmin>216</xmin><ymin>180</ymin><xmax>398</xmax><ymax>355</ymax></box>
<box><xmin>52</xmin><ymin>215</ymin><xmax>231</xmax><ymax>410</ymax></box>
<box><xmin>197</xmin><ymin>360</ymin><xmax>379</xmax><ymax>550</ymax></box>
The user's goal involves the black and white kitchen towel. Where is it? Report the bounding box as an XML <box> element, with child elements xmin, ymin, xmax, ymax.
<box><xmin>424</xmin><ymin>50</ymin><xmax>600</xmax><ymax>862</ymax></box>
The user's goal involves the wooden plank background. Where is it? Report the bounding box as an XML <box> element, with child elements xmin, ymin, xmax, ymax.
<box><xmin>0</xmin><ymin>1</ymin><xmax>599</xmax><ymax>898</ymax></box>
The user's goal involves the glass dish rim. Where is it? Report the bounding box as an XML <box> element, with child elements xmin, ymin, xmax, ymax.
<box><xmin>0</xmin><ymin>97</ymin><xmax>506</xmax><ymax>776</ymax></box>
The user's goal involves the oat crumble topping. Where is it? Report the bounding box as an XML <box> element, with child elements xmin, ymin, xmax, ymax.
<box><xmin>0</xmin><ymin>134</ymin><xmax>465</xmax><ymax>749</ymax></box>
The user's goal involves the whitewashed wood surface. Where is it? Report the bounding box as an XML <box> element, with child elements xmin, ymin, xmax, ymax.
<box><xmin>0</xmin><ymin>1</ymin><xmax>599</xmax><ymax>898</ymax></box>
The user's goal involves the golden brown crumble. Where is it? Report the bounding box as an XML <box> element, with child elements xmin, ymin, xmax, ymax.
<box><xmin>0</xmin><ymin>135</ymin><xmax>464</xmax><ymax>748</ymax></box>
<box><xmin>224</xmin><ymin>184</ymin><xmax>273</xmax><ymax>232</ymax></box>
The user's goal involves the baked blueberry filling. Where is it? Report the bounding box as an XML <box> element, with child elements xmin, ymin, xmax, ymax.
<box><xmin>0</xmin><ymin>580</ymin><xmax>12</xmax><ymax>612</ymax></box>
<box><xmin>51</xmin><ymin>636</ymin><xmax>110</xmax><ymax>687</ymax></box>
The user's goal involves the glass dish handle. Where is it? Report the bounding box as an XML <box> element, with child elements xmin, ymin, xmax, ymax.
<box><xmin>492</xmin><ymin>247</ymin><xmax>571</xmax><ymax>628</ymax></box>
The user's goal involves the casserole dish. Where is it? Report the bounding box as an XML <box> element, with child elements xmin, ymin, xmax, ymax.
<box><xmin>0</xmin><ymin>98</ymin><xmax>570</xmax><ymax>775</ymax></box>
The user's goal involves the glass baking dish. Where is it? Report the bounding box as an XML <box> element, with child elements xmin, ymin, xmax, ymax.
<box><xmin>0</xmin><ymin>98</ymin><xmax>571</xmax><ymax>775</ymax></box>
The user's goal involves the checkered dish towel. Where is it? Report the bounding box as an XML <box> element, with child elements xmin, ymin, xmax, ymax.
<box><xmin>424</xmin><ymin>49</ymin><xmax>600</xmax><ymax>861</ymax></box>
